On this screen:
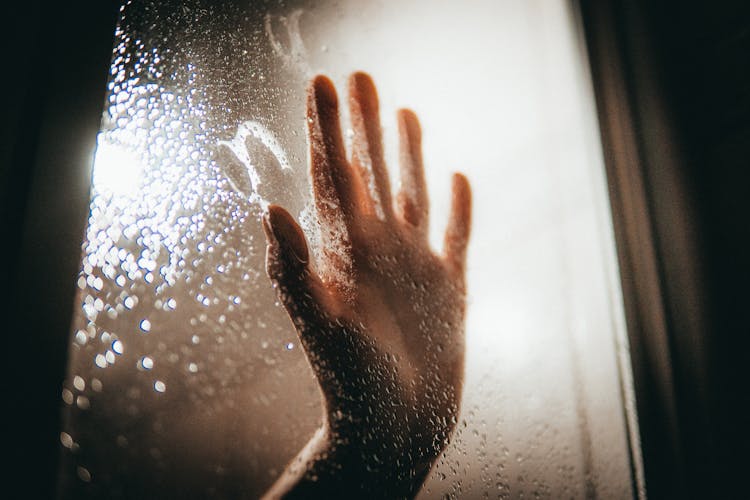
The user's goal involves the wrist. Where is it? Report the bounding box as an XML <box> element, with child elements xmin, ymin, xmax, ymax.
<box><xmin>317</xmin><ymin>413</ymin><xmax>421</xmax><ymax>496</ymax></box>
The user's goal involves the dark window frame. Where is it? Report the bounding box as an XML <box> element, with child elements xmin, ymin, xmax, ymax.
<box><xmin>580</xmin><ymin>1</ymin><xmax>750</xmax><ymax>498</ymax></box>
<box><xmin>2</xmin><ymin>2</ymin><xmax>120</xmax><ymax>497</ymax></box>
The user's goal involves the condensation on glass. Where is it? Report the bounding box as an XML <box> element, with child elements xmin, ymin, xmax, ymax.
<box><xmin>58</xmin><ymin>0</ymin><xmax>643</xmax><ymax>498</ymax></box>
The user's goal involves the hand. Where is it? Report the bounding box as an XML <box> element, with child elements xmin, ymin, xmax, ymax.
<box><xmin>261</xmin><ymin>72</ymin><xmax>471</xmax><ymax>499</ymax></box>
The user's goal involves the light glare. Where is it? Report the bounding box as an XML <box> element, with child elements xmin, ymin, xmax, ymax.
<box><xmin>92</xmin><ymin>137</ymin><xmax>145</xmax><ymax>197</ymax></box>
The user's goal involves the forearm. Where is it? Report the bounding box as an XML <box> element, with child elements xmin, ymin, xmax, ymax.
<box><xmin>262</xmin><ymin>426</ymin><xmax>333</xmax><ymax>500</ymax></box>
<box><xmin>262</xmin><ymin>420</ymin><xmax>422</xmax><ymax>500</ymax></box>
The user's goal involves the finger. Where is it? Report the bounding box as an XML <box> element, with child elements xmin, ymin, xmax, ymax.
<box><xmin>443</xmin><ymin>173</ymin><xmax>472</xmax><ymax>277</ymax></box>
<box><xmin>263</xmin><ymin>205</ymin><xmax>328</xmax><ymax>331</ymax></box>
<box><xmin>348</xmin><ymin>71</ymin><xmax>393</xmax><ymax>220</ymax></box>
<box><xmin>396</xmin><ymin>108</ymin><xmax>429</xmax><ymax>236</ymax></box>
<box><xmin>307</xmin><ymin>75</ymin><xmax>363</xmax><ymax>230</ymax></box>
<box><xmin>262</xmin><ymin>205</ymin><xmax>350</xmax><ymax>385</ymax></box>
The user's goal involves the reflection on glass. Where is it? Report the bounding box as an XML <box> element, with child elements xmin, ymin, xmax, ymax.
<box><xmin>59</xmin><ymin>1</ymin><xmax>641</xmax><ymax>498</ymax></box>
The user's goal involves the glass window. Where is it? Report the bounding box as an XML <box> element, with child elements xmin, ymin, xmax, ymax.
<box><xmin>58</xmin><ymin>1</ymin><xmax>641</xmax><ymax>498</ymax></box>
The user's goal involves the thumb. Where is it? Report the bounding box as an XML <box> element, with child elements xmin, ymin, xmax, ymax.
<box><xmin>263</xmin><ymin>204</ymin><xmax>325</xmax><ymax>325</ymax></box>
<box><xmin>262</xmin><ymin>205</ymin><xmax>341</xmax><ymax>375</ymax></box>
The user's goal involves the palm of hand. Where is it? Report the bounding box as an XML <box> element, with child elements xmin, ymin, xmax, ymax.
<box><xmin>262</xmin><ymin>72</ymin><xmax>471</xmax><ymax>485</ymax></box>
<box><xmin>348</xmin><ymin>217</ymin><xmax>466</xmax><ymax>451</ymax></box>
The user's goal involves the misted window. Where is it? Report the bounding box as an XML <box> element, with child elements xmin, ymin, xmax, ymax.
<box><xmin>58</xmin><ymin>0</ymin><xmax>642</xmax><ymax>498</ymax></box>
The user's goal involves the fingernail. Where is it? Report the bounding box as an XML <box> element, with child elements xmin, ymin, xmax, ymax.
<box><xmin>267</xmin><ymin>207</ymin><xmax>309</xmax><ymax>266</ymax></box>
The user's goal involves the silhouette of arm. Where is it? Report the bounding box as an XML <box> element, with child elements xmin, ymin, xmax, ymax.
<box><xmin>261</xmin><ymin>72</ymin><xmax>472</xmax><ymax>499</ymax></box>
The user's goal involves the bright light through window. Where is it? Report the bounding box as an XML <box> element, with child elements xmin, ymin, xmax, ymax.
<box><xmin>92</xmin><ymin>137</ymin><xmax>145</xmax><ymax>197</ymax></box>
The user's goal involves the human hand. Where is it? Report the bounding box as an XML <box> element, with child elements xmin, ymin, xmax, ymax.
<box><xmin>262</xmin><ymin>72</ymin><xmax>471</xmax><ymax>498</ymax></box>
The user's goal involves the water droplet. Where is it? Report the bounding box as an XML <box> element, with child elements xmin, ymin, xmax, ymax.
<box><xmin>191</xmin><ymin>334</ymin><xmax>200</xmax><ymax>344</ymax></box>
<box><xmin>154</xmin><ymin>380</ymin><xmax>166</xmax><ymax>393</ymax></box>
<box><xmin>166</xmin><ymin>298</ymin><xmax>177</xmax><ymax>309</ymax></box>
<box><xmin>95</xmin><ymin>354</ymin><xmax>107</xmax><ymax>368</ymax></box>
<box><xmin>73</xmin><ymin>375</ymin><xmax>85</xmax><ymax>391</ymax></box>
<box><xmin>91</xmin><ymin>378</ymin><xmax>103</xmax><ymax>392</ymax></box>
<box><xmin>75</xmin><ymin>330</ymin><xmax>88</xmax><ymax>345</ymax></box>
<box><xmin>76</xmin><ymin>395</ymin><xmax>90</xmax><ymax>410</ymax></box>
<box><xmin>139</xmin><ymin>356</ymin><xmax>154</xmax><ymax>370</ymax></box>
<box><xmin>92</xmin><ymin>277</ymin><xmax>104</xmax><ymax>291</ymax></box>
<box><xmin>188</xmin><ymin>362</ymin><xmax>198</xmax><ymax>373</ymax></box>
<box><xmin>76</xmin><ymin>466</ymin><xmax>91</xmax><ymax>482</ymax></box>
<box><xmin>285</xmin><ymin>342</ymin><xmax>294</xmax><ymax>350</ymax></box>
<box><xmin>139</xmin><ymin>318</ymin><xmax>151</xmax><ymax>332</ymax></box>
<box><xmin>112</xmin><ymin>340</ymin><xmax>124</xmax><ymax>354</ymax></box>
<box><xmin>60</xmin><ymin>432</ymin><xmax>74</xmax><ymax>449</ymax></box>
<box><xmin>62</xmin><ymin>389</ymin><xmax>74</xmax><ymax>405</ymax></box>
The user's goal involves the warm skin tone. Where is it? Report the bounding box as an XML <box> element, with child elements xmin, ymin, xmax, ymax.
<box><xmin>261</xmin><ymin>72</ymin><xmax>472</xmax><ymax>499</ymax></box>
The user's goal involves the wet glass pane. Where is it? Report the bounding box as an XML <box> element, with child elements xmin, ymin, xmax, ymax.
<box><xmin>59</xmin><ymin>0</ymin><xmax>642</xmax><ymax>498</ymax></box>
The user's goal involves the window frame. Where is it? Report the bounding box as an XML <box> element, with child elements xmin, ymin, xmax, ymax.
<box><xmin>2</xmin><ymin>2</ymin><xmax>120</xmax><ymax>497</ymax></box>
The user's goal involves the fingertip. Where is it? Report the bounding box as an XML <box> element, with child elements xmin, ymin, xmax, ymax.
<box><xmin>348</xmin><ymin>72</ymin><xmax>380</xmax><ymax>127</ymax></box>
<box><xmin>308</xmin><ymin>75</ymin><xmax>339</xmax><ymax>120</ymax></box>
<box><xmin>348</xmin><ymin>71</ymin><xmax>378</xmax><ymax>107</ymax></box>
<box><xmin>452</xmin><ymin>171</ymin><xmax>470</xmax><ymax>192</ymax></box>
<box><xmin>349</xmin><ymin>70</ymin><xmax>374</xmax><ymax>83</ymax></box>
<box><xmin>265</xmin><ymin>205</ymin><xmax>310</xmax><ymax>266</ymax></box>
<box><xmin>397</xmin><ymin>108</ymin><xmax>421</xmax><ymax>141</ymax></box>
<box><xmin>310</xmin><ymin>75</ymin><xmax>337</xmax><ymax>100</ymax></box>
<box><xmin>452</xmin><ymin>175</ymin><xmax>471</xmax><ymax>234</ymax></box>
<box><xmin>452</xmin><ymin>173</ymin><xmax>472</xmax><ymax>216</ymax></box>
